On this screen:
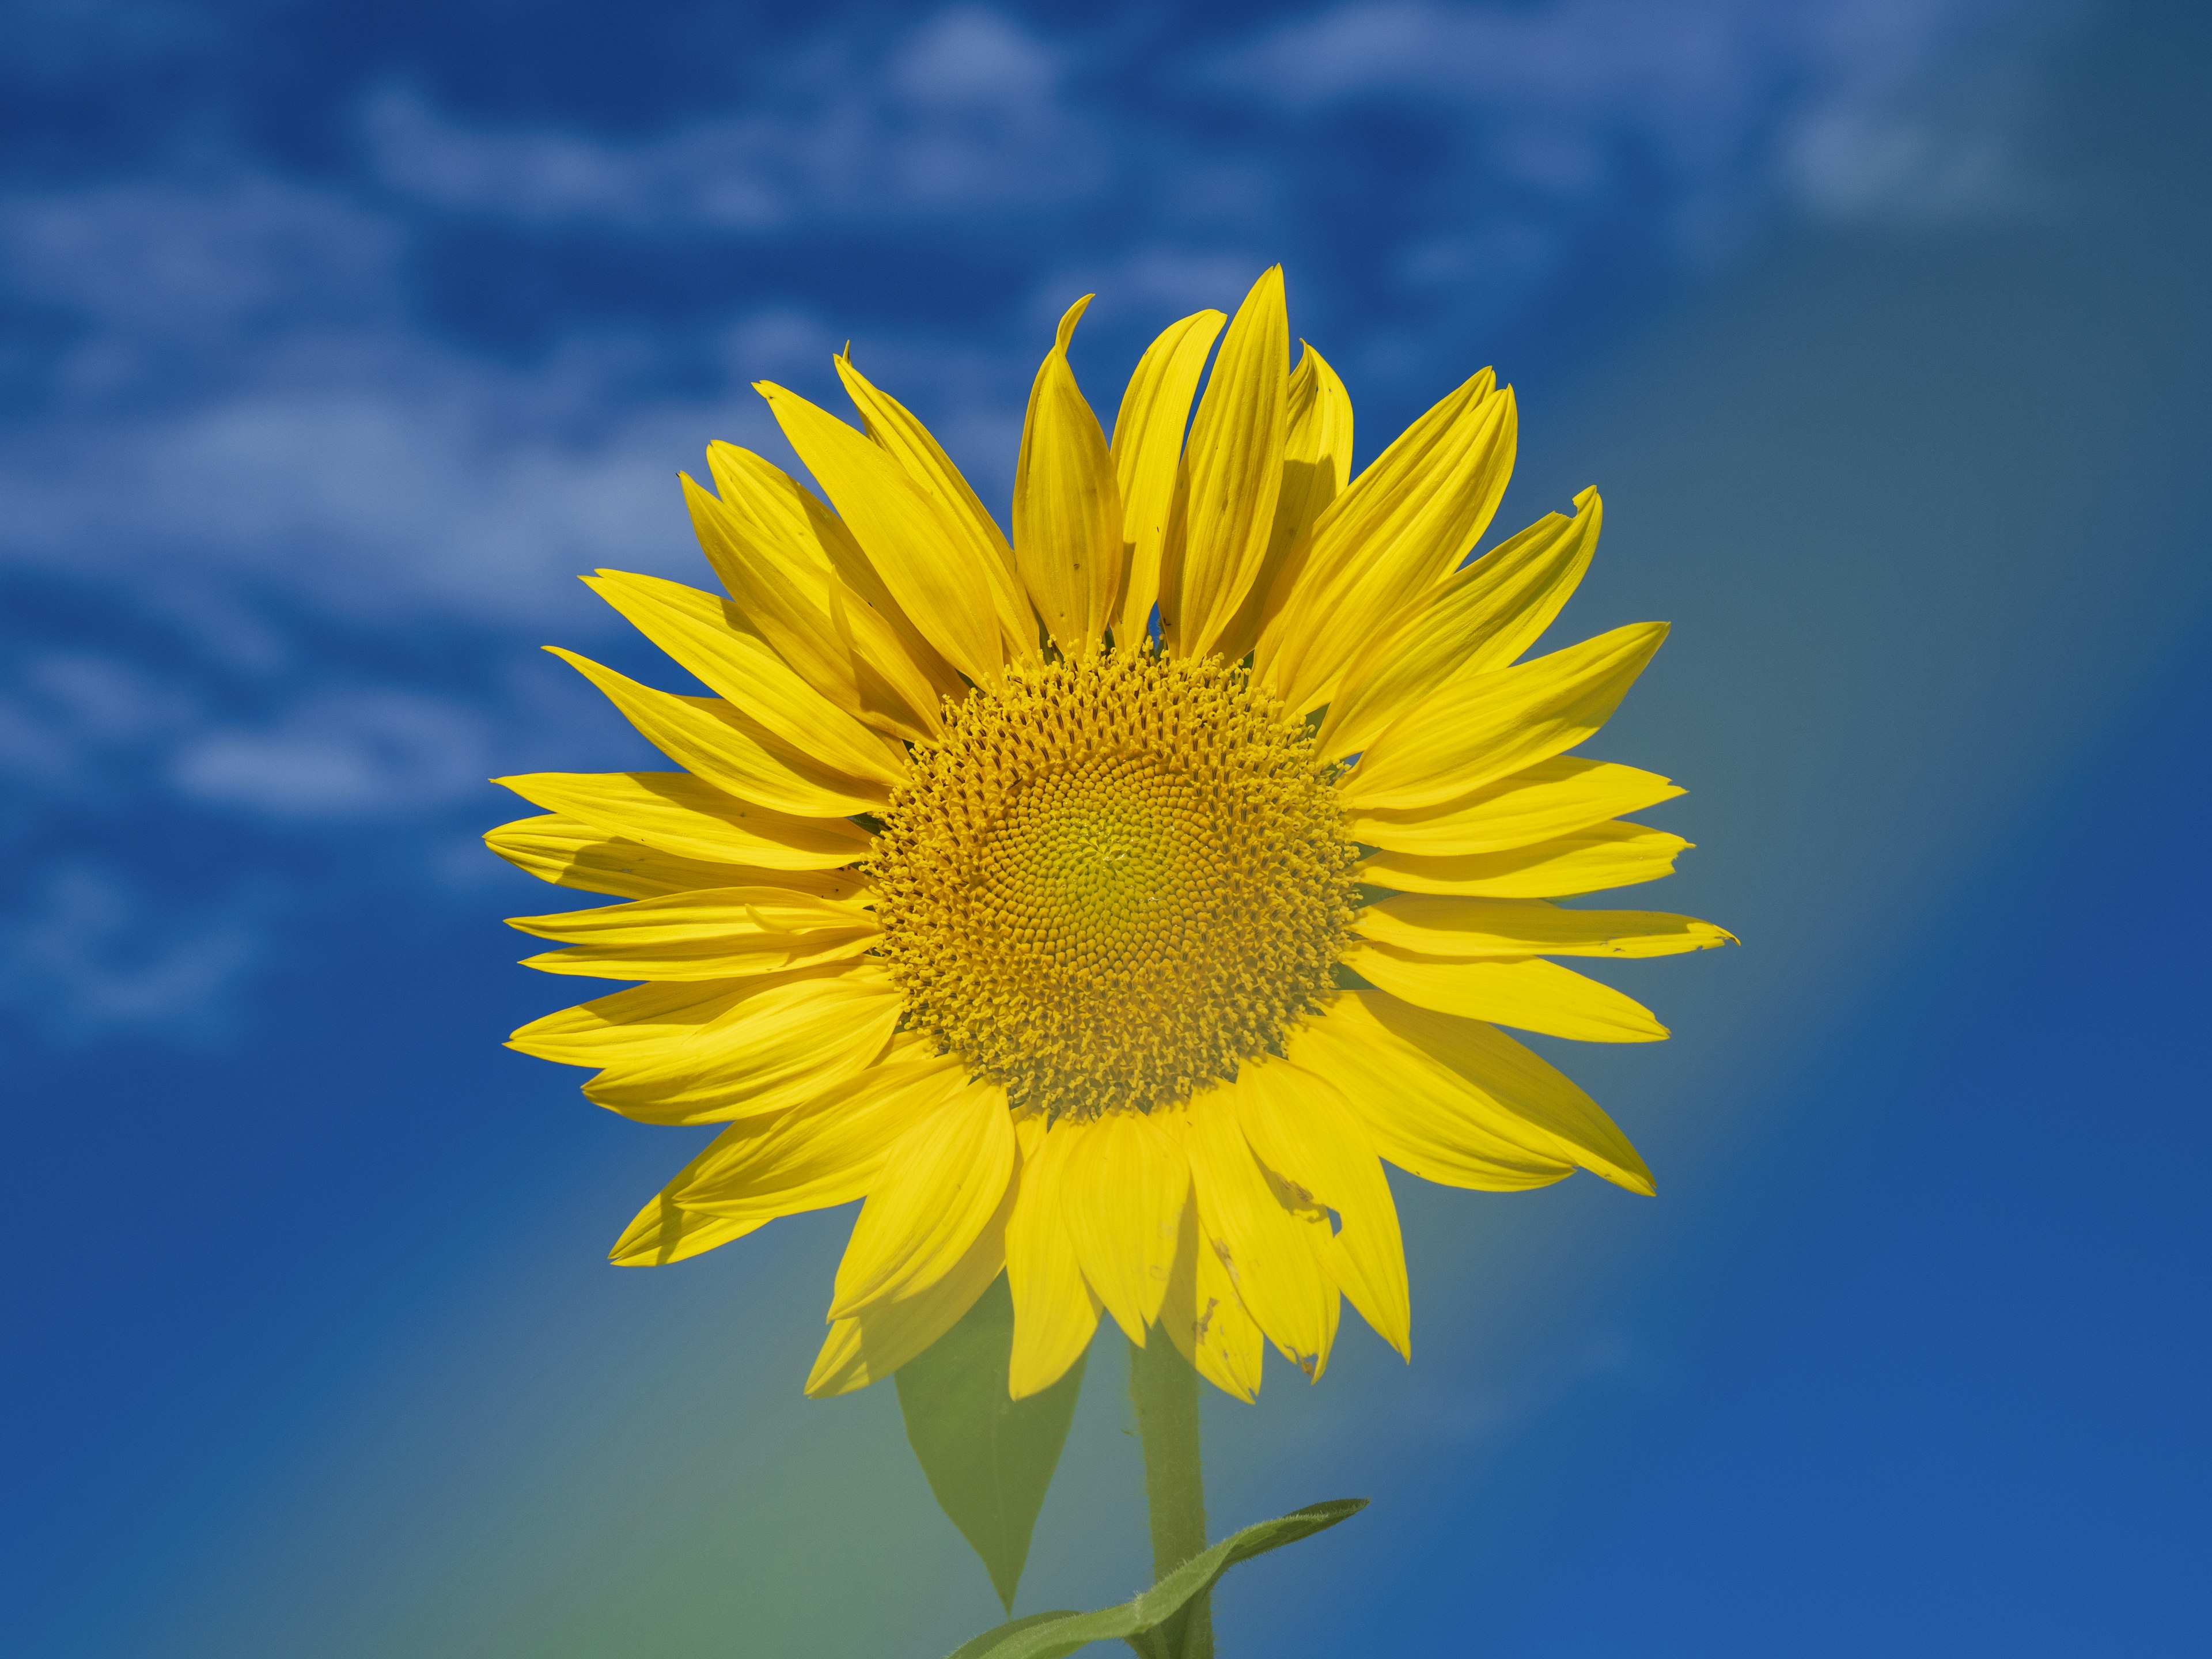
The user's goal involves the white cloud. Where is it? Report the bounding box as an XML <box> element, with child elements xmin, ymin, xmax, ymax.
<box><xmin>0</xmin><ymin>294</ymin><xmax>1029</xmax><ymax>628</ymax></box>
<box><xmin>0</xmin><ymin>863</ymin><xmax>259</xmax><ymax>1039</ymax></box>
<box><xmin>1</xmin><ymin>373</ymin><xmax>698</xmax><ymax>621</ymax></box>
<box><xmin>0</xmin><ymin>0</ymin><xmax>2078</xmax><ymax>851</ymax></box>
<box><xmin>890</xmin><ymin>6</ymin><xmax>1062</xmax><ymax>108</ymax></box>
<box><xmin>0</xmin><ymin>176</ymin><xmax>750</xmax><ymax>622</ymax></box>
<box><xmin>1211</xmin><ymin>0</ymin><xmax>1681</xmax><ymax>110</ymax></box>
<box><xmin>1206</xmin><ymin>0</ymin><xmax>2070</xmax><ymax>229</ymax></box>
<box><xmin>0</xmin><ymin>157</ymin><xmax>1037</xmax><ymax>627</ymax></box>
<box><xmin>1780</xmin><ymin>88</ymin><xmax>2047</xmax><ymax>224</ymax></box>
<box><xmin>170</xmin><ymin>690</ymin><xmax>495</xmax><ymax>819</ymax></box>
<box><xmin>0</xmin><ymin>3</ymin><xmax>2075</xmax><ymax>640</ymax></box>
<box><xmin>0</xmin><ymin>652</ymin><xmax>199</xmax><ymax>789</ymax></box>
<box><xmin>3</xmin><ymin>173</ymin><xmax>399</xmax><ymax>332</ymax></box>
<box><xmin>24</xmin><ymin>654</ymin><xmax>184</xmax><ymax>740</ymax></box>
<box><xmin>362</xmin><ymin>7</ymin><xmax>1105</xmax><ymax>233</ymax></box>
<box><xmin>364</xmin><ymin>88</ymin><xmax>781</xmax><ymax>232</ymax></box>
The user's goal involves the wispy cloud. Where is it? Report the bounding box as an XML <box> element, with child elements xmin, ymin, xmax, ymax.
<box><xmin>362</xmin><ymin>8</ymin><xmax>1104</xmax><ymax>232</ymax></box>
<box><xmin>2</xmin><ymin>2</ymin><xmax>2073</xmax><ymax>636</ymax></box>
<box><xmin>0</xmin><ymin>652</ymin><xmax>199</xmax><ymax>782</ymax></box>
<box><xmin>1206</xmin><ymin>0</ymin><xmax>2070</xmax><ymax>240</ymax></box>
<box><xmin>0</xmin><ymin>862</ymin><xmax>261</xmax><ymax>1041</ymax></box>
<box><xmin>0</xmin><ymin>0</ymin><xmax>2081</xmax><ymax>1044</ymax></box>
<box><xmin>169</xmin><ymin>689</ymin><xmax>496</xmax><ymax>819</ymax></box>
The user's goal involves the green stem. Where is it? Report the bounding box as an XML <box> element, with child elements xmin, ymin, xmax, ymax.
<box><xmin>1130</xmin><ymin>1335</ymin><xmax>1213</xmax><ymax>1659</ymax></box>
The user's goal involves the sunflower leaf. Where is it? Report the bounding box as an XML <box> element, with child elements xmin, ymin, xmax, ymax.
<box><xmin>897</xmin><ymin>1274</ymin><xmax>1088</xmax><ymax>1614</ymax></box>
<box><xmin>938</xmin><ymin>1497</ymin><xmax>1368</xmax><ymax>1659</ymax></box>
<box><xmin>942</xmin><ymin>1611</ymin><xmax>1086</xmax><ymax>1659</ymax></box>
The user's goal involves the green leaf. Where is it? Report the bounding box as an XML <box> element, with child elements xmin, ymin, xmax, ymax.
<box><xmin>939</xmin><ymin>1498</ymin><xmax>1368</xmax><ymax>1659</ymax></box>
<box><xmin>896</xmin><ymin>1274</ymin><xmax>1089</xmax><ymax>1614</ymax></box>
<box><xmin>943</xmin><ymin>1611</ymin><xmax>1086</xmax><ymax>1659</ymax></box>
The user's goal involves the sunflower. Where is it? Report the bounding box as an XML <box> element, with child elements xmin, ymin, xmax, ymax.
<box><xmin>489</xmin><ymin>268</ymin><xmax>1730</xmax><ymax>1403</ymax></box>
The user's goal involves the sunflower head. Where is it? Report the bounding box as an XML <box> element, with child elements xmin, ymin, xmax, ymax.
<box><xmin>871</xmin><ymin>649</ymin><xmax>1360</xmax><ymax>1123</ymax></box>
<box><xmin>490</xmin><ymin>267</ymin><xmax>1732</xmax><ymax>1404</ymax></box>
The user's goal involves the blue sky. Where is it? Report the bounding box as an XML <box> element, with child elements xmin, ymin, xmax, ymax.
<box><xmin>5</xmin><ymin>2</ymin><xmax>2208</xmax><ymax>1656</ymax></box>
<box><xmin>0</xmin><ymin>0</ymin><xmax>2090</xmax><ymax>1048</ymax></box>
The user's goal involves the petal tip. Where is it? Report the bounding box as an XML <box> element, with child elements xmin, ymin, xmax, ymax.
<box><xmin>1054</xmin><ymin>293</ymin><xmax>1094</xmax><ymax>349</ymax></box>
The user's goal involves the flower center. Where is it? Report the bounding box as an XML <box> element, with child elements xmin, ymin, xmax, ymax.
<box><xmin>870</xmin><ymin>650</ymin><xmax>1359</xmax><ymax>1120</ymax></box>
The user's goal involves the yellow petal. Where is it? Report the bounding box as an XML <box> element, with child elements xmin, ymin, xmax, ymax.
<box><xmin>495</xmin><ymin>771</ymin><xmax>869</xmax><ymax>870</ymax></box>
<box><xmin>762</xmin><ymin>381</ymin><xmax>1006</xmax><ymax>688</ymax></box>
<box><xmin>835</xmin><ymin>354</ymin><xmax>1039</xmax><ymax>665</ymax></box>
<box><xmin>510</xmin><ymin>885</ymin><xmax>872</xmax><ymax>946</ymax></box>
<box><xmin>508</xmin><ymin>976</ymin><xmax>772</xmax><ymax>1069</ymax></box>
<box><xmin>1257</xmin><ymin>371</ymin><xmax>1515</xmax><ymax>713</ymax></box>
<box><xmin>1359</xmin><ymin>821</ymin><xmax>1690</xmax><ymax>897</ymax></box>
<box><xmin>1171</xmin><ymin>267</ymin><xmax>1289</xmax><ymax>657</ymax></box>
<box><xmin>794</xmin><ymin>474</ymin><xmax>972</xmax><ymax>717</ymax></box>
<box><xmin>1355</xmin><ymin>896</ymin><xmax>1736</xmax><ymax>959</ymax></box>
<box><xmin>584</xmin><ymin>570</ymin><xmax>908</xmax><ymax>789</ymax></box>
<box><xmin>520</xmin><ymin>932</ymin><xmax>876</xmax><ymax>983</ymax></box>
<box><xmin>608</xmin><ymin>1194</ymin><xmax>766</xmax><ymax>1266</ymax></box>
<box><xmin>671</xmin><ymin>1053</ymin><xmax>967</xmax><ymax>1222</ymax></box>
<box><xmin>545</xmin><ymin>649</ymin><xmax>883</xmax><ymax>819</ymax></box>
<box><xmin>608</xmin><ymin>1052</ymin><xmax>954</xmax><ymax>1265</ymax></box>
<box><xmin>1006</xmin><ymin>1122</ymin><xmax>1104</xmax><ymax>1400</ymax></box>
<box><xmin>1286</xmin><ymin>994</ymin><xmax>1576</xmax><ymax>1192</ymax></box>
<box><xmin>1344</xmin><ymin>756</ymin><xmax>1683</xmax><ymax>857</ymax></box>
<box><xmin>1211</xmin><ymin>341</ymin><xmax>1355</xmax><ymax>664</ymax></box>
<box><xmin>828</xmin><ymin>1076</ymin><xmax>1017</xmax><ymax>1317</ymax></box>
<box><xmin>581</xmin><ymin>968</ymin><xmax>904</xmax><ymax>1124</ymax></box>
<box><xmin>1291</xmin><ymin>999</ymin><xmax>1654</xmax><ymax>1194</ymax></box>
<box><xmin>691</xmin><ymin>451</ymin><xmax>955</xmax><ymax>741</ymax></box>
<box><xmin>1344</xmin><ymin>941</ymin><xmax>1669</xmax><ymax>1044</ymax></box>
<box><xmin>1325</xmin><ymin>992</ymin><xmax>1651</xmax><ymax>1193</ymax></box>
<box><xmin>1111</xmin><ymin>309</ymin><xmax>1226</xmax><ymax>647</ymax></box>
<box><xmin>702</xmin><ymin>440</ymin><xmax>829</xmax><ymax>570</ymax></box>
<box><xmin>1309</xmin><ymin>1229</ymin><xmax>1343</xmax><ymax>1380</ymax></box>
<box><xmin>805</xmin><ymin>1201</ymin><xmax>1012</xmax><ymax>1397</ymax></box>
<box><xmin>509</xmin><ymin>884</ymin><xmax>880</xmax><ymax>981</ymax></box>
<box><xmin>1339</xmin><ymin>623</ymin><xmax>1668</xmax><ymax>812</ymax></box>
<box><xmin>684</xmin><ymin>469</ymin><xmax>859</xmax><ymax>719</ymax></box>
<box><xmin>707</xmin><ymin>438</ymin><xmax>967</xmax><ymax>710</ymax></box>
<box><xmin>1160</xmin><ymin>1197</ymin><xmax>1267</xmax><ymax>1402</ymax></box>
<box><xmin>1183</xmin><ymin>1083</ymin><xmax>1335</xmax><ymax>1377</ymax></box>
<box><xmin>1320</xmin><ymin>487</ymin><xmax>1601</xmax><ymax>760</ymax></box>
<box><xmin>1056</xmin><ymin>1108</ymin><xmax>1190</xmax><ymax>1345</ymax></box>
<box><xmin>1233</xmin><ymin>1060</ymin><xmax>1410</xmax><ymax>1361</ymax></box>
<box><xmin>1014</xmin><ymin>296</ymin><xmax>1124</xmax><ymax>659</ymax></box>
<box><xmin>485</xmin><ymin>813</ymin><xmax>869</xmax><ymax>901</ymax></box>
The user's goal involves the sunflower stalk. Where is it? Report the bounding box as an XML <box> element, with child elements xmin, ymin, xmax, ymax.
<box><xmin>1130</xmin><ymin>1335</ymin><xmax>1213</xmax><ymax>1659</ymax></box>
